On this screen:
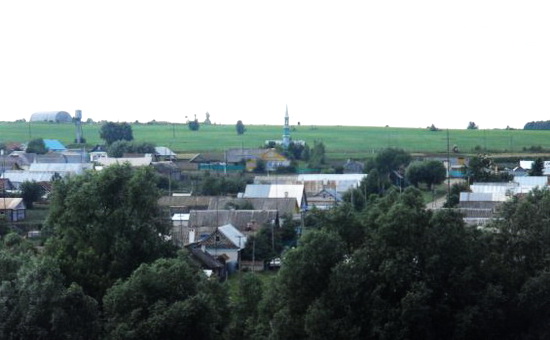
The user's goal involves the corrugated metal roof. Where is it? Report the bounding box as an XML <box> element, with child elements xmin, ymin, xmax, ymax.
<box><xmin>218</xmin><ymin>224</ymin><xmax>247</xmax><ymax>249</ymax></box>
<box><xmin>1</xmin><ymin>170</ymin><xmax>64</xmax><ymax>184</ymax></box>
<box><xmin>460</xmin><ymin>192</ymin><xmax>508</xmax><ymax>202</ymax></box>
<box><xmin>244</xmin><ymin>184</ymin><xmax>305</xmax><ymax>207</ymax></box>
<box><xmin>43</xmin><ymin>139</ymin><xmax>67</xmax><ymax>151</ymax></box>
<box><xmin>470</xmin><ymin>183</ymin><xmax>517</xmax><ymax>194</ymax></box>
<box><xmin>514</xmin><ymin>176</ymin><xmax>548</xmax><ymax>187</ymax></box>
<box><xmin>189</xmin><ymin>210</ymin><xmax>278</xmax><ymax>231</ymax></box>
<box><xmin>29</xmin><ymin>163</ymin><xmax>91</xmax><ymax>174</ymax></box>
<box><xmin>208</xmin><ymin>197</ymin><xmax>298</xmax><ymax>215</ymax></box>
<box><xmin>253</xmin><ymin>174</ymin><xmax>365</xmax><ymax>194</ymax></box>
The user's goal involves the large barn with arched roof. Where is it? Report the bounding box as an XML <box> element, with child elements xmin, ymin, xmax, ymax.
<box><xmin>30</xmin><ymin>111</ymin><xmax>72</xmax><ymax>123</ymax></box>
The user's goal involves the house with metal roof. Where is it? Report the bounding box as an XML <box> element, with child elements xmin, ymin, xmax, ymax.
<box><xmin>29</xmin><ymin>163</ymin><xmax>91</xmax><ymax>175</ymax></box>
<box><xmin>154</xmin><ymin>146</ymin><xmax>177</xmax><ymax>161</ymax></box>
<box><xmin>226</xmin><ymin>148</ymin><xmax>290</xmax><ymax>172</ymax></box>
<box><xmin>0</xmin><ymin>197</ymin><xmax>26</xmax><ymax>221</ymax></box>
<box><xmin>198</xmin><ymin>224</ymin><xmax>247</xmax><ymax>273</ymax></box>
<box><xmin>253</xmin><ymin>173</ymin><xmax>366</xmax><ymax>195</ymax></box>
<box><xmin>243</xmin><ymin>184</ymin><xmax>307</xmax><ymax>211</ymax></box>
<box><xmin>209</xmin><ymin>197</ymin><xmax>299</xmax><ymax>215</ymax></box>
<box><xmin>1</xmin><ymin>171</ymin><xmax>63</xmax><ymax>189</ymax></box>
<box><xmin>170</xmin><ymin>209</ymin><xmax>278</xmax><ymax>247</ymax></box>
<box><xmin>308</xmin><ymin>188</ymin><xmax>343</xmax><ymax>210</ymax></box>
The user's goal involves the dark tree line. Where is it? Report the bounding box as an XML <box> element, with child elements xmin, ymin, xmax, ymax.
<box><xmin>524</xmin><ymin>121</ymin><xmax>550</xmax><ymax>130</ymax></box>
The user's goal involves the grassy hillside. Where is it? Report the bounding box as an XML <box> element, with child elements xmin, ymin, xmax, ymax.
<box><xmin>2</xmin><ymin>121</ymin><xmax>550</xmax><ymax>160</ymax></box>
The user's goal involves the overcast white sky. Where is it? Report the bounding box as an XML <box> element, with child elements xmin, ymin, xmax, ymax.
<box><xmin>1</xmin><ymin>1</ymin><xmax>549</xmax><ymax>129</ymax></box>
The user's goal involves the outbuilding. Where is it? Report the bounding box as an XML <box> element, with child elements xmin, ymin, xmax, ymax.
<box><xmin>30</xmin><ymin>111</ymin><xmax>72</xmax><ymax>123</ymax></box>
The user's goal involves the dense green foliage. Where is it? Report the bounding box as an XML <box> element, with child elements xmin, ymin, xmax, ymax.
<box><xmin>45</xmin><ymin>164</ymin><xmax>175</xmax><ymax>300</ymax></box>
<box><xmin>188</xmin><ymin>119</ymin><xmax>200</xmax><ymax>131</ymax></box>
<box><xmin>236</xmin><ymin>120</ymin><xmax>245</xmax><ymax>135</ymax></box>
<box><xmin>103</xmin><ymin>256</ymin><xmax>229</xmax><ymax>339</ymax></box>
<box><xmin>107</xmin><ymin>140</ymin><xmax>156</xmax><ymax>157</ymax></box>
<box><xmin>20</xmin><ymin>180</ymin><xmax>45</xmax><ymax>209</ymax></box>
<box><xmin>7</xmin><ymin>150</ymin><xmax>550</xmax><ymax>338</ymax></box>
<box><xmin>26</xmin><ymin>138</ymin><xmax>47</xmax><ymax>154</ymax></box>
<box><xmin>198</xmin><ymin>174</ymin><xmax>250</xmax><ymax>196</ymax></box>
<box><xmin>99</xmin><ymin>122</ymin><xmax>134</xmax><ymax>145</ymax></box>
<box><xmin>524</xmin><ymin>120</ymin><xmax>550</xmax><ymax>130</ymax></box>
<box><xmin>467</xmin><ymin>121</ymin><xmax>479</xmax><ymax>129</ymax></box>
<box><xmin>444</xmin><ymin>181</ymin><xmax>470</xmax><ymax>208</ymax></box>
<box><xmin>307</xmin><ymin>141</ymin><xmax>326</xmax><ymax>168</ymax></box>
<box><xmin>468</xmin><ymin>154</ymin><xmax>513</xmax><ymax>183</ymax></box>
<box><xmin>529</xmin><ymin>157</ymin><xmax>544</xmax><ymax>176</ymax></box>
<box><xmin>406</xmin><ymin>160</ymin><xmax>447</xmax><ymax>189</ymax></box>
<box><xmin>245</xmin><ymin>187</ymin><xmax>550</xmax><ymax>339</ymax></box>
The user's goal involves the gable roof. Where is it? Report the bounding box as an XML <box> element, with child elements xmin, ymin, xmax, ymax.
<box><xmin>0</xmin><ymin>197</ymin><xmax>25</xmax><ymax>210</ymax></box>
<box><xmin>243</xmin><ymin>184</ymin><xmax>306</xmax><ymax>208</ymax></box>
<box><xmin>189</xmin><ymin>210</ymin><xmax>278</xmax><ymax>231</ymax></box>
<box><xmin>158</xmin><ymin>196</ymin><xmax>216</xmax><ymax>209</ymax></box>
<box><xmin>186</xmin><ymin>244</ymin><xmax>224</xmax><ymax>269</ymax></box>
<box><xmin>155</xmin><ymin>146</ymin><xmax>176</xmax><ymax>157</ymax></box>
<box><xmin>1</xmin><ymin>170</ymin><xmax>61</xmax><ymax>184</ymax></box>
<box><xmin>29</xmin><ymin>163</ymin><xmax>91</xmax><ymax>175</ymax></box>
<box><xmin>218</xmin><ymin>224</ymin><xmax>247</xmax><ymax>249</ymax></box>
<box><xmin>208</xmin><ymin>197</ymin><xmax>298</xmax><ymax>215</ymax></box>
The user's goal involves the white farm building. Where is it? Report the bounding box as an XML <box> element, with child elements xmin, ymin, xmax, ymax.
<box><xmin>30</xmin><ymin>111</ymin><xmax>72</xmax><ymax>123</ymax></box>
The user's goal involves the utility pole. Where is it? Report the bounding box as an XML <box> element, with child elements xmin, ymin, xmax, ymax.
<box><xmin>252</xmin><ymin>237</ymin><xmax>256</xmax><ymax>273</ymax></box>
<box><xmin>447</xmin><ymin>129</ymin><xmax>451</xmax><ymax>203</ymax></box>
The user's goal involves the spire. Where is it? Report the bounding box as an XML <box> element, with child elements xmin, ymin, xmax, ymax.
<box><xmin>283</xmin><ymin>105</ymin><xmax>290</xmax><ymax>148</ymax></box>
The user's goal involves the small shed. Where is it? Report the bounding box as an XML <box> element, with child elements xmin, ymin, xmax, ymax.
<box><xmin>0</xmin><ymin>198</ymin><xmax>26</xmax><ymax>221</ymax></box>
<box><xmin>43</xmin><ymin>139</ymin><xmax>67</xmax><ymax>152</ymax></box>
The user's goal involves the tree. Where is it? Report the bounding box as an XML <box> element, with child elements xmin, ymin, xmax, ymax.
<box><xmin>227</xmin><ymin>273</ymin><xmax>264</xmax><ymax>339</ymax></box>
<box><xmin>367</xmin><ymin>147</ymin><xmax>412</xmax><ymax>176</ymax></box>
<box><xmin>258</xmin><ymin>230</ymin><xmax>346</xmax><ymax>339</ymax></box>
<box><xmin>26</xmin><ymin>138</ymin><xmax>47</xmax><ymax>154</ymax></box>
<box><xmin>236</xmin><ymin>120</ymin><xmax>246</xmax><ymax>135</ymax></box>
<box><xmin>423</xmin><ymin>160</ymin><xmax>447</xmax><ymax>190</ymax></box>
<box><xmin>45</xmin><ymin>164</ymin><xmax>175</xmax><ymax>301</ymax></box>
<box><xmin>308</xmin><ymin>141</ymin><xmax>326</xmax><ymax>168</ymax></box>
<box><xmin>405</xmin><ymin>161</ymin><xmax>425</xmax><ymax>187</ymax></box>
<box><xmin>20</xmin><ymin>180</ymin><xmax>44</xmax><ymax>209</ymax></box>
<box><xmin>103</xmin><ymin>256</ymin><xmax>229</xmax><ymax>339</ymax></box>
<box><xmin>0</xmin><ymin>256</ymin><xmax>100</xmax><ymax>339</ymax></box>
<box><xmin>99</xmin><ymin>122</ymin><xmax>133</xmax><ymax>145</ymax></box>
<box><xmin>107</xmin><ymin>140</ymin><xmax>156</xmax><ymax>157</ymax></box>
<box><xmin>529</xmin><ymin>158</ymin><xmax>544</xmax><ymax>176</ymax></box>
<box><xmin>468</xmin><ymin>154</ymin><xmax>512</xmax><ymax>183</ymax></box>
<box><xmin>188</xmin><ymin>119</ymin><xmax>200</xmax><ymax>131</ymax></box>
<box><xmin>443</xmin><ymin>181</ymin><xmax>470</xmax><ymax>208</ymax></box>
<box><xmin>467</xmin><ymin>121</ymin><xmax>479</xmax><ymax>129</ymax></box>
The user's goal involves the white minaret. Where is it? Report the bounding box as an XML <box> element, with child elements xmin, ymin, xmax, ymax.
<box><xmin>282</xmin><ymin>105</ymin><xmax>290</xmax><ymax>148</ymax></box>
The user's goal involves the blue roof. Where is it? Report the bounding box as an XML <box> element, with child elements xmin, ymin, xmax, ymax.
<box><xmin>43</xmin><ymin>139</ymin><xmax>67</xmax><ymax>151</ymax></box>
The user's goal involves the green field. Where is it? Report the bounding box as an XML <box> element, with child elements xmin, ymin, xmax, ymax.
<box><xmin>2</xmin><ymin>121</ymin><xmax>550</xmax><ymax>160</ymax></box>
